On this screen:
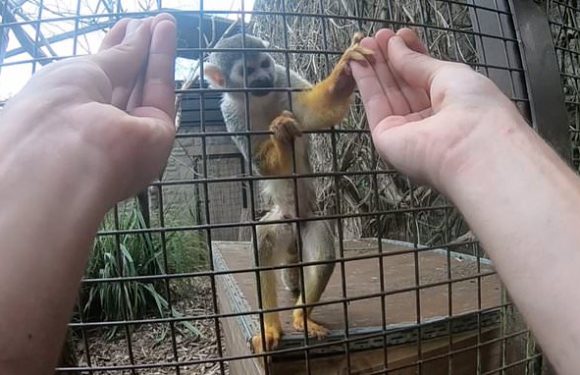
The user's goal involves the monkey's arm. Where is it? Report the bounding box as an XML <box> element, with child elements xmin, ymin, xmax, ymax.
<box><xmin>253</xmin><ymin>111</ymin><xmax>302</xmax><ymax>176</ymax></box>
<box><xmin>293</xmin><ymin>33</ymin><xmax>373</xmax><ymax>131</ymax></box>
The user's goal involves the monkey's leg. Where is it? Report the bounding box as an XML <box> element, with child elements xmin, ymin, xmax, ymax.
<box><xmin>293</xmin><ymin>32</ymin><xmax>374</xmax><ymax>131</ymax></box>
<box><xmin>292</xmin><ymin>219</ymin><xmax>336</xmax><ymax>339</ymax></box>
<box><xmin>251</xmin><ymin>211</ymin><xmax>295</xmax><ymax>354</ymax></box>
<box><xmin>253</xmin><ymin>111</ymin><xmax>302</xmax><ymax>176</ymax></box>
<box><xmin>282</xmin><ymin>243</ymin><xmax>300</xmax><ymax>298</ymax></box>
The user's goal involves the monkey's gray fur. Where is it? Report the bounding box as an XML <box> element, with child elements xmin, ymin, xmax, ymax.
<box><xmin>205</xmin><ymin>33</ymin><xmax>336</xmax><ymax>348</ymax></box>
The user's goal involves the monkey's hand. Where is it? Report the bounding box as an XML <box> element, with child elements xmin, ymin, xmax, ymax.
<box><xmin>329</xmin><ymin>32</ymin><xmax>375</xmax><ymax>96</ymax></box>
<box><xmin>253</xmin><ymin>111</ymin><xmax>302</xmax><ymax>176</ymax></box>
<box><xmin>270</xmin><ymin>110</ymin><xmax>303</xmax><ymax>144</ymax></box>
<box><xmin>294</xmin><ymin>33</ymin><xmax>373</xmax><ymax>131</ymax></box>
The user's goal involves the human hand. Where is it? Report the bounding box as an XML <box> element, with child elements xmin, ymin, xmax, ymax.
<box><xmin>351</xmin><ymin>28</ymin><xmax>527</xmax><ymax>193</ymax></box>
<box><xmin>353</xmin><ymin>29</ymin><xmax>580</xmax><ymax>375</ymax></box>
<box><xmin>0</xmin><ymin>14</ymin><xmax>177</xmax><ymax>208</ymax></box>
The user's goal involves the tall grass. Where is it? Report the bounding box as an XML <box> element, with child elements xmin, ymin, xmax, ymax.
<box><xmin>76</xmin><ymin>199</ymin><xmax>207</xmax><ymax>339</ymax></box>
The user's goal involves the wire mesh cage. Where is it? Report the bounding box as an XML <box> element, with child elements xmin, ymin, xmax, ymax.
<box><xmin>0</xmin><ymin>0</ymin><xmax>573</xmax><ymax>374</ymax></box>
<box><xmin>548</xmin><ymin>0</ymin><xmax>580</xmax><ymax>170</ymax></box>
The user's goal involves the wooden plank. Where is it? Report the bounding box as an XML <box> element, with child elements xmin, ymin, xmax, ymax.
<box><xmin>213</xmin><ymin>239</ymin><xmax>504</xmax><ymax>374</ymax></box>
<box><xmin>216</xmin><ymin>240</ymin><xmax>501</xmax><ymax>330</ymax></box>
<box><xmin>215</xmin><ymin>263</ymin><xmax>262</xmax><ymax>374</ymax></box>
<box><xmin>272</xmin><ymin>329</ymin><xmax>501</xmax><ymax>375</ymax></box>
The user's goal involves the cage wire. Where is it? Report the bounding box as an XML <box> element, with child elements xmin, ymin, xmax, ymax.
<box><xmin>0</xmin><ymin>0</ymin><xmax>571</xmax><ymax>374</ymax></box>
<box><xmin>547</xmin><ymin>0</ymin><xmax>580</xmax><ymax>171</ymax></box>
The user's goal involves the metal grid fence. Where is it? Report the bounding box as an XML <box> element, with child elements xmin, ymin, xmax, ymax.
<box><xmin>548</xmin><ymin>0</ymin><xmax>580</xmax><ymax>169</ymax></box>
<box><xmin>0</xmin><ymin>0</ymin><xmax>572</xmax><ymax>374</ymax></box>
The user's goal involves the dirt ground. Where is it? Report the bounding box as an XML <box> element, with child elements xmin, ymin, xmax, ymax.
<box><xmin>63</xmin><ymin>278</ymin><xmax>230</xmax><ymax>375</ymax></box>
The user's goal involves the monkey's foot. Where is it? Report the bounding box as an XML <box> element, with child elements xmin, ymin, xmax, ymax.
<box><xmin>270</xmin><ymin>110</ymin><xmax>302</xmax><ymax>144</ymax></box>
<box><xmin>251</xmin><ymin>324</ymin><xmax>283</xmax><ymax>354</ymax></box>
<box><xmin>292</xmin><ymin>312</ymin><xmax>329</xmax><ymax>340</ymax></box>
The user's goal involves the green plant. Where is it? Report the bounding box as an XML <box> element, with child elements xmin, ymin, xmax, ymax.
<box><xmin>78</xmin><ymin>200</ymin><xmax>206</xmax><ymax>339</ymax></box>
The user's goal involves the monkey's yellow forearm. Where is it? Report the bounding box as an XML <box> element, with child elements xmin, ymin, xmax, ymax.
<box><xmin>293</xmin><ymin>70</ymin><xmax>354</xmax><ymax>131</ymax></box>
<box><xmin>293</xmin><ymin>32</ymin><xmax>372</xmax><ymax>132</ymax></box>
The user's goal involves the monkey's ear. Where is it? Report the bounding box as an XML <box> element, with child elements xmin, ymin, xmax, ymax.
<box><xmin>204</xmin><ymin>63</ymin><xmax>226</xmax><ymax>88</ymax></box>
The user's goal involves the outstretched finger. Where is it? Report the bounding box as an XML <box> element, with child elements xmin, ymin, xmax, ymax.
<box><xmin>375</xmin><ymin>29</ymin><xmax>430</xmax><ymax>113</ymax></box>
<box><xmin>365</xmin><ymin>29</ymin><xmax>412</xmax><ymax>116</ymax></box>
<box><xmin>137</xmin><ymin>13</ymin><xmax>177</xmax><ymax>121</ymax></box>
<box><xmin>94</xmin><ymin>18</ymin><xmax>154</xmax><ymax>89</ymax></box>
<box><xmin>396</xmin><ymin>28</ymin><xmax>429</xmax><ymax>55</ymax></box>
<box><xmin>98</xmin><ymin>18</ymin><xmax>131</xmax><ymax>52</ymax></box>
<box><xmin>126</xmin><ymin>15</ymin><xmax>177</xmax><ymax>112</ymax></box>
<box><xmin>350</xmin><ymin>37</ymin><xmax>394</xmax><ymax>131</ymax></box>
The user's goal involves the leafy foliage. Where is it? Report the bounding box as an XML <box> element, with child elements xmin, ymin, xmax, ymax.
<box><xmin>77</xmin><ymin>200</ymin><xmax>207</xmax><ymax>339</ymax></box>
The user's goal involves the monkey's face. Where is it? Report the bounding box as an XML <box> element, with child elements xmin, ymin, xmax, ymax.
<box><xmin>229</xmin><ymin>53</ymin><xmax>275</xmax><ymax>97</ymax></box>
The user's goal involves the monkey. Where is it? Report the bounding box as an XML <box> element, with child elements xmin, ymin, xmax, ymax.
<box><xmin>204</xmin><ymin>32</ymin><xmax>372</xmax><ymax>354</ymax></box>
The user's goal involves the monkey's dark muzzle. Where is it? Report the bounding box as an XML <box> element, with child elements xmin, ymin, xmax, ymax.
<box><xmin>249</xmin><ymin>78</ymin><xmax>273</xmax><ymax>97</ymax></box>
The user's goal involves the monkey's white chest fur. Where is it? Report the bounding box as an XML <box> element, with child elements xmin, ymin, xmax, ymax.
<box><xmin>221</xmin><ymin>93</ymin><xmax>317</xmax><ymax>218</ymax></box>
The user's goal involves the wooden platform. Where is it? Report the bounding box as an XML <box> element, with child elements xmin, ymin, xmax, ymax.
<box><xmin>213</xmin><ymin>239</ymin><xmax>505</xmax><ymax>374</ymax></box>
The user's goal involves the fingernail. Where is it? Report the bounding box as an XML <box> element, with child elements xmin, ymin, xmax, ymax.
<box><xmin>151</xmin><ymin>14</ymin><xmax>176</xmax><ymax>35</ymax></box>
<box><xmin>154</xmin><ymin>13</ymin><xmax>177</xmax><ymax>25</ymax></box>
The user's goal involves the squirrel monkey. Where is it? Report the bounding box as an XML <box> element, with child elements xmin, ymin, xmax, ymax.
<box><xmin>204</xmin><ymin>32</ymin><xmax>372</xmax><ymax>354</ymax></box>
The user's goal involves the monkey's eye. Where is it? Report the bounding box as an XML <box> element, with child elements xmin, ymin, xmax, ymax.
<box><xmin>246</xmin><ymin>67</ymin><xmax>255</xmax><ymax>75</ymax></box>
<box><xmin>261</xmin><ymin>60</ymin><xmax>270</xmax><ymax>68</ymax></box>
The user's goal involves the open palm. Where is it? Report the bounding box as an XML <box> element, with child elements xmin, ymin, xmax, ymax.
<box><xmin>1</xmin><ymin>15</ymin><xmax>178</xmax><ymax>205</ymax></box>
<box><xmin>351</xmin><ymin>28</ymin><xmax>518</xmax><ymax>191</ymax></box>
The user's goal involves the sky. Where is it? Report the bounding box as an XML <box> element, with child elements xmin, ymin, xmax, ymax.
<box><xmin>0</xmin><ymin>0</ymin><xmax>255</xmax><ymax>100</ymax></box>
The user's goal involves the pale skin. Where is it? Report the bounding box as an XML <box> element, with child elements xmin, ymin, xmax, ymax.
<box><xmin>0</xmin><ymin>14</ymin><xmax>177</xmax><ymax>375</ymax></box>
<box><xmin>0</xmin><ymin>15</ymin><xmax>578</xmax><ymax>374</ymax></box>
<box><xmin>351</xmin><ymin>28</ymin><xmax>580</xmax><ymax>375</ymax></box>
